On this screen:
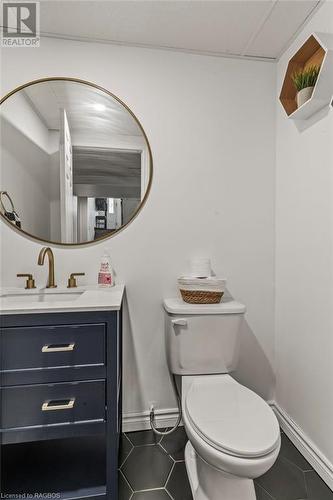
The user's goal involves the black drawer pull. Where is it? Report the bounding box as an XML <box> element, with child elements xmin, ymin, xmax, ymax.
<box><xmin>42</xmin><ymin>343</ymin><xmax>75</xmax><ymax>353</ymax></box>
<box><xmin>42</xmin><ymin>398</ymin><xmax>75</xmax><ymax>411</ymax></box>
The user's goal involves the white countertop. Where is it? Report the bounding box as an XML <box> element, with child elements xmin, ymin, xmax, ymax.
<box><xmin>0</xmin><ymin>284</ymin><xmax>125</xmax><ymax>315</ymax></box>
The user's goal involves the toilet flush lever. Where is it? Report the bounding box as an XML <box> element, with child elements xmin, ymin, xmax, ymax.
<box><xmin>171</xmin><ymin>318</ymin><xmax>187</xmax><ymax>326</ymax></box>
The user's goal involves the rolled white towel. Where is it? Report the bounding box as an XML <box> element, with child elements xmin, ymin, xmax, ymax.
<box><xmin>178</xmin><ymin>276</ymin><xmax>226</xmax><ymax>292</ymax></box>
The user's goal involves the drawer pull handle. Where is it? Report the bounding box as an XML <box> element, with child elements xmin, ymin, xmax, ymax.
<box><xmin>42</xmin><ymin>343</ymin><xmax>75</xmax><ymax>353</ymax></box>
<box><xmin>42</xmin><ymin>398</ymin><xmax>75</xmax><ymax>411</ymax></box>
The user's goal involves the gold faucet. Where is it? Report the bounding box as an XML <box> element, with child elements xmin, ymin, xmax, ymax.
<box><xmin>38</xmin><ymin>247</ymin><xmax>57</xmax><ymax>288</ymax></box>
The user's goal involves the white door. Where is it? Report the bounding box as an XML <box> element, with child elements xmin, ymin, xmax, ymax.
<box><xmin>59</xmin><ymin>109</ymin><xmax>76</xmax><ymax>242</ymax></box>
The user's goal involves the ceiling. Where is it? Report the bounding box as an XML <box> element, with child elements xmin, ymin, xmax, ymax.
<box><xmin>23</xmin><ymin>80</ymin><xmax>142</xmax><ymax>137</ymax></box>
<box><xmin>30</xmin><ymin>0</ymin><xmax>324</xmax><ymax>61</ymax></box>
<box><xmin>22</xmin><ymin>81</ymin><xmax>143</xmax><ymax>195</ymax></box>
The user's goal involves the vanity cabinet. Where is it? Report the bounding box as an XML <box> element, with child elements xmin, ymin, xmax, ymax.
<box><xmin>0</xmin><ymin>309</ymin><xmax>122</xmax><ymax>500</ymax></box>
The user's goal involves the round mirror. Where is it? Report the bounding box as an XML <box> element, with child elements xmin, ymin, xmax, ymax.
<box><xmin>0</xmin><ymin>78</ymin><xmax>152</xmax><ymax>245</ymax></box>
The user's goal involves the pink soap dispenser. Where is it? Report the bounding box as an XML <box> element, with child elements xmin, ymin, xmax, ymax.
<box><xmin>98</xmin><ymin>251</ymin><xmax>114</xmax><ymax>287</ymax></box>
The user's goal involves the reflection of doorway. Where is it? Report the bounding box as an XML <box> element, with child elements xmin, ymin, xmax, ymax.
<box><xmin>73</xmin><ymin>147</ymin><xmax>142</xmax><ymax>241</ymax></box>
<box><xmin>122</xmin><ymin>198</ymin><xmax>140</xmax><ymax>225</ymax></box>
<box><xmin>59</xmin><ymin>109</ymin><xmax>77</xmax><ymax>243</ymax></box>
<box><xmin>93</xmin><ymin>197</ymin><xmax>121</xmax><ymax>240</ymax></box>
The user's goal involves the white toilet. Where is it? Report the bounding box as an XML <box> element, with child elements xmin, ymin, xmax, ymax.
<box><xmin>163</xmin><ymin>297</ymin><xmax>281</xmax><ymax>500</ymax></box>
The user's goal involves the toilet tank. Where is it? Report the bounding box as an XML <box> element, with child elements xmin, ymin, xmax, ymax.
<box><xmin>163</xmin><ymin>298</ymin><xmax>246</xmax><ymax>375</ymax></box>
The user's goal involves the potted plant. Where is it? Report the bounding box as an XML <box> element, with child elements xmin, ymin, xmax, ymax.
<box><xmin>291</xmin><ymin>65</ymin><xmax>320</xmax><ymax>108</ymax></box>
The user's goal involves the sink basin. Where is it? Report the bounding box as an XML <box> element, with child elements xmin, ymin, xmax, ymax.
<box><xmin>0</xmin><ymin>284</ymin><xmax>124</xmax><ymax>314</ymax></box>
<box><xmin>0</xmin><ymin>291</ymin><xmax>83</xmax><ymax>306</ymax></box>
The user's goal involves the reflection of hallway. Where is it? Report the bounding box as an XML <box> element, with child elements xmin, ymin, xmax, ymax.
<box><xmin>73</xmin><ymin>146</ymin><xmax>143</xmax><ymax>241</ymax></box>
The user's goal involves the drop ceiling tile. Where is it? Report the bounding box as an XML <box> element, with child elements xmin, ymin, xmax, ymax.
<box><xmin>245</xmin><ymin>0</ymin><xmax>321</xmax><ymax>58</ymax></box>
<box><xmin>39</xmin><ymin>1</ymin><xmax>273</xmax><ymax>56</ymax></box>
<box><xmin>2</xmin><ymin>0</ymin><xmax>323</xmax><ymax>60</ymax></box>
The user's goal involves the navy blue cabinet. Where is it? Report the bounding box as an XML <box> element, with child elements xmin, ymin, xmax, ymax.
<box><xmin>0</xmin><ymin>309</ymin><xmax>122</xmax><ymax>500</ymax></box>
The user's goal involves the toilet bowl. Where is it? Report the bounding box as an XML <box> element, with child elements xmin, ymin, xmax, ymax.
<box><xmin>181</xmin><ymin>375</ymin><xmax>281</xmax><ymax>500</ymax></box>
<box><xmin>163</xmin><ymin>297</ymin><xmax>281</xmax><ymax>499</ymax></box>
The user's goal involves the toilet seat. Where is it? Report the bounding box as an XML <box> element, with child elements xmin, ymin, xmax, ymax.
<box><xmin>185</xmin><ymin>375</ymin><xmax>280</xmax><ymax>459</ymax></box>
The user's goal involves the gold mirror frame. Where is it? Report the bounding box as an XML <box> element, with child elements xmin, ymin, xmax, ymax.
<box><xmin>0</xmin><ymin>77</ymin><xmax>153</xmax><ymax>246</ymax></box>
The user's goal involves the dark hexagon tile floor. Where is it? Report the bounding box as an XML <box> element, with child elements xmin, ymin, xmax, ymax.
<box><xmin>122</xmin><ymin>443</ymin><xmax>173</xmax><ymax>491</ymax></box>
<box><xmin>166</xmin><ymin>462</ymin><xmax>192</xmax><ymax>500</ymax></box>
<box><xmin>305</xmin><ymin>470</ymin><xmax>333</xmax><ymax>500</ymax></box>
<box><xmin>255</xmin><ymin>483</ymin><xmax>275</xmax><ymax>500</ymax></box>
<box><xmin>127</xmin><ymin>429</ymin><xmax>164</xmax><ymax>446</ymax></box>
<box><xmin>255</xmin><ymin>455</ymin><xmax>308</xmax><ymax>500</ymax></box>
<box><xmin>160</xmin><ymin>427</ymin><xmax>188</xmax><ymax>462</ymax></box>
<box><xmin>119</xmin><ymin>470</ymin><xmax>133</xmax><ymax>500</ymax></box>
<box><xmin>119</xmin><ymin>427</ymin><xmax>333</xmax><ymax>500</ymax></box>
<box><xmin>132</xmin><ymin>490</ymin><xmax>172</xmax><ymax>499</ymax></box>
<box><xmin>119</xmin><ymin>433</ymin><xmax>133</xmax><ymax>467</ymax></box>
<box><xmin>279</xmin><ymin>433</ymin><xmax>313</xmax><ymax>471</ymax></box>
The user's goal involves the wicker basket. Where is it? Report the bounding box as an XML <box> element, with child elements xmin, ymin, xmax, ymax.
<box><xmin>179</xmin><ymin>289</ymin><xmax>224</xmax><ymax>304</ymax></box>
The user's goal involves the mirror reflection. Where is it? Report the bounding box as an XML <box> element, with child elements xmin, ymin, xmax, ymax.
<box><xmin>0</xmin><ymin>79</ymin><xmax>151</xmax><ymax>244</ymax></box>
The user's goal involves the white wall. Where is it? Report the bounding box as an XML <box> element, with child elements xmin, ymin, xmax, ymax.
<box><xmin>275</xmin><ymin>0</ymin><xmax>333</xmax><ymax>470</ymax></box>
<box><xmin>1</xmin><ymin>93</ymin><xmax>56</xmax><ymax>239</ymax></box>
<box><xmin>0</xmin><ymin>37</ymin><xmax>276</xmax><ymax>420</ymax></box>
<box><xmin>1</xmin><ymin>118</ymin><xmax>51</xmax><ymax>238</ymax></box>
<box><xmin>1</xmin><ymin>91</ymin><xmax>51</xmax><ymax>154</ymax></box>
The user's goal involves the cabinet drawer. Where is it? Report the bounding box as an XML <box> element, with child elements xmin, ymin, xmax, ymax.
<box><xmin>1</xmin><ymin>323</ymin><xmax>105</xmax><ymax>371</ymax></box>
<box><xmin>1</xmin><ymin>380</ymin><xmax>105</xmax><ymax>429</ymax></box>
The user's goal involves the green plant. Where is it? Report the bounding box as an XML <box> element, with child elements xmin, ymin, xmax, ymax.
<box><xmin>291</xmin><ymin>65</ymin><xmax>320</xmax><ymax>92</ymax></box>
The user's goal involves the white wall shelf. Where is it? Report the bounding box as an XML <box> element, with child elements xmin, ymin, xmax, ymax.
<box><xmin>279</xmin><ymin>32</ymin><xmax>333</xmax><ymax>121</ymax></box>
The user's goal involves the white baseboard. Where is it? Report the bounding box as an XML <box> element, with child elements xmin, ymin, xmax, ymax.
<box><xmin>122</xmin><ymin>402</ymin><xmax>333</xmax><ymax>492</ymax></box>
<box><xmin>122</xmin><ymin>407</ymin><xmax>180</xmax><ymax>433</ymax></box>
<box><xmin>271</xmin><ymin>402</ymin><xmax>333</xmax><ymax>491</ymax></box>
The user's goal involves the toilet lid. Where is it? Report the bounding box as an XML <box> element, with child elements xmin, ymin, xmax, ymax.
<box><xmin>185</xmin><ymin>376</ymin><xmax>280</xmax><ymax>458</ymax></box>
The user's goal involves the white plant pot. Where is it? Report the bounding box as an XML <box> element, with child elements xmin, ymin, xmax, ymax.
<box><xmin>296</xmin><ymin>86</ymin><xmax>314</xmax><ymax>108</ymax></box>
